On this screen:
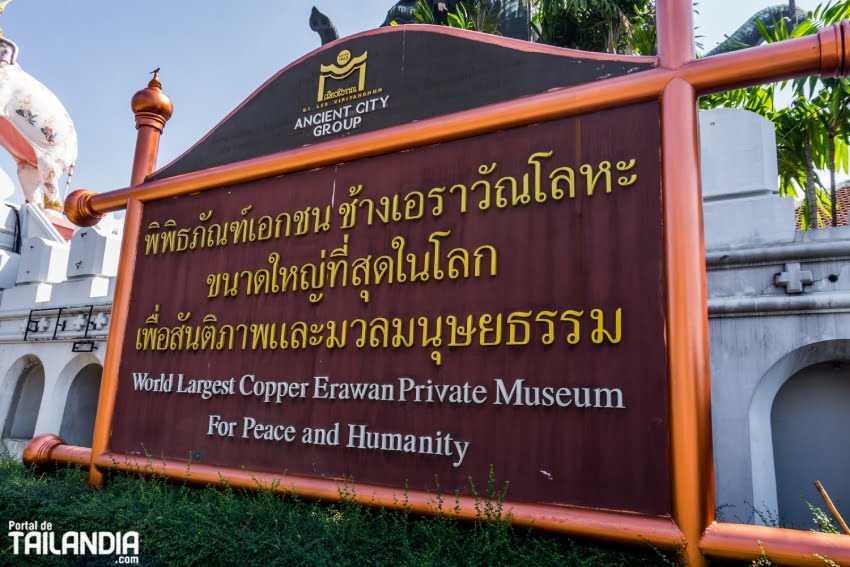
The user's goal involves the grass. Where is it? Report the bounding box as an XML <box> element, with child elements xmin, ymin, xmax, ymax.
<box><xmin>0</xmin><ymin>456</ymin><xmax>689</xmax><ymax>566</ymax></box>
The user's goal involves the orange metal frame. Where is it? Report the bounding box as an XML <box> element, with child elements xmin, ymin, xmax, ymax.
<box><xmin>26</xmin><ymin>5</ymin><xmax>850</xmax><ymax>566</ymax></box>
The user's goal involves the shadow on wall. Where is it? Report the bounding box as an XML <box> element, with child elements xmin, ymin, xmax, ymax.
<box><xmin>749</xmin><ymin>340</ymin><xmax>850</xmax><ymax>527</ymax></box>
<box><xmin>771</xmin><ymin>361</ymin><xmax>850</xmax><ymax>529</ymax></box>
<box><xmin>1</xmin><ymin>356</ymin><xmax>44</xmax><ymax>440</ymax></box>
<box><xmin>58</xmin><ymin>362</ymin><xmax>101</xmax><ymax>447</ymax></box>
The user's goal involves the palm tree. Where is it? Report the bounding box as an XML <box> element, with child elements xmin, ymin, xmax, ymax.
<box><xmin>701</xmin><ymin>0</ymin><xmax>850</xmax><ymax>229</ymax></box>
<box><xmin>812</xmin><ymin>80</ymin><xmax>850</xmax><ymax>227</ymax></box>
<box><xmin>785</xmin><ymin>2</ymin><xmax>850</xmax><ymax>227</ymax></box>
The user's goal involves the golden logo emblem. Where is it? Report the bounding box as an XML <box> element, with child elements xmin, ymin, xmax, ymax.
<box><xmin>317</xmin><ymin>50</ymin><xmax>369</xmax><ymax>102</ymax></box>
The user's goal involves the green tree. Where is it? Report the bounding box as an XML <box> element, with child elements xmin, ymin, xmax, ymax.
<box><xmin>417</xmin><ymin>0</ymin><xmax>655</xmax><ymax>53</ymax></box>
<box><xmin>701</xmin><ymin>1</ymin><xmax>850</xmax><ymax>229</ymax></box>
<box><xmin>416</xmin><ymin>0</ymin><xmax>656</xmax><ymax>53</ymax></box>
<box><xmin>530</xmin><ymin>0</ymin><xmax>655</xmax><ymax>54</ymax></box>
<box><xmin>764</xmin><ymin>2</ymin><xmax>850</xmax><ymax>228</ymax></box>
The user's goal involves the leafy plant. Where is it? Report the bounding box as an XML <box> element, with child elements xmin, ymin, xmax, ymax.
<box><xmin>700</xmin><ymin>1</ymin><xmax>850</xmax><ymax>229</ymax></box>
<box><xmin>530</xmin><ymin>0</ymin><xmax>655</xmax><ymax>54</ymax></box>
<box><xmin>414</xmin><ymin>0</ymin><xmax>502</xmax><ymax>34</ymax></box>
<box><xmin>414</xmin><ymin>0</ymin><xmax>437</xmax><ymax>24</ymax></box>
<box><xmin>805</xmin><ymin>500</ymin><xmax>841</xmax><ymax>534</ymax></box>
<box><xmin>752</xmin><ymin>541</ymin><xmax>774</xmax><ymax>566</ymax></box>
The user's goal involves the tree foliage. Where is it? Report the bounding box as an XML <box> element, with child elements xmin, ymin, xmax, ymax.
<box><xmin>530</xmin><ymin>0</ymin><xmax>655</xmax><ymax>54</ymax></box>
<box><xmin>701</xmin><ymin>1</ymin><xmax>850</xmax><ymax>229</ymax></box>
<box><xmin>416</xmin><ymin>0</ymin><xmax>656</xmax><ymax>52</ymax></box>
<box><xmin>414</xmin><ymin>0</ymin><xmax>502</xmax><ymax>34</ymax></box>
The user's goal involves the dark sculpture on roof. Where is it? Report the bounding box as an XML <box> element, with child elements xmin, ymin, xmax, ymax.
<box><xmin>429</xmin><ymin>1</ymin><xmax>462</xmax><ymax>26</ymax></box>
<box><xmin>705</xmin><ymin>4</ymin><xmax>807</xmax><ymax>56</ymax></box>
<box><xmin>310</xmin><ymin>6</ymin><xmax>340</xmax><ymax>46</ymax></box>
<box><xmin>380</xmin><ymin>0</ymin><xmax>420</xmax><ymax>27</ymax></box>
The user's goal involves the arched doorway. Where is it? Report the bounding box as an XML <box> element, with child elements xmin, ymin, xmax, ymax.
<box><xmin>58</xmin><ymin>363</ymin><xmax>102</xmax><ymax>447</ymax></box>
<box><xmin>771</xmin><ymin>362</ymin><xmax>850</xmax><ymax>529</ymax></box>
<box><xmin>749</xmin><ymin>340</ymin><xmax>850</xmax><ymax>525</ymax></box>
<box><xmin>2</xmin><ymin>358</ymin><xmax>45</xmax><ymax>440</ymax></box>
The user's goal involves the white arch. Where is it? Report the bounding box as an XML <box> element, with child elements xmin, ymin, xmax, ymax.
<box><xmin>35</xmin><ymin>353</ymin><xmax>101</xmax><ymax>436</ymax></box>
<box><xmin>748</xmin><ymin>339</ymin><xmax>850</xmax><ymax>523</ymax></box>
<box><xmin>0</xmin><ymin>354</ymin><xmax>42</xmax><ymax>435</ymax></box>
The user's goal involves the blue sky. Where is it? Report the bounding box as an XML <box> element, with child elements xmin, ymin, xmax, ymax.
<box><xmin>0</xmin><ymin>1</ymin><xmax>812</xmax><ymax>197</ymax></box>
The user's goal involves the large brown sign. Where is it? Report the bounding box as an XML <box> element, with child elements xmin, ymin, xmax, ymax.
<box><xmin>113</xmin><ymin>102</ymin><xmax>669</xmax><ymax>516</ymax></box>
<box><xmin>39</xmin><ymin>9</ymin><xmax>850</xmax><ymax>566</ymax></box>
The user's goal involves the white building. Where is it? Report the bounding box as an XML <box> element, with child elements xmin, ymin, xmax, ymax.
<box><xmin>0</xmin><ymin>197</ymin><xmax>118</xmax><ymax>460</ymax></box>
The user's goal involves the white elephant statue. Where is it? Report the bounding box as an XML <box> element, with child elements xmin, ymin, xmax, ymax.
<box><xmin>0</xmin><ymin>37</ymin><xmax>76</xmax><ymax>214</ymax></box>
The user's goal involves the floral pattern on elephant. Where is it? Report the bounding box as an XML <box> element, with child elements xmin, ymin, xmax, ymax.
<box><xmin>40</xmin><ymin>124</ymin><xmax>55</xmax><ymax>144</ymax></box>
<box><xmin>15</xmin><ymin>96</ymin><xmax>37</xmax><ymax>126</ymax></box>
<box><xmin>0</xmin><ymin>38</ymin><xmax>77</xmax><ymax>212</ymax></box>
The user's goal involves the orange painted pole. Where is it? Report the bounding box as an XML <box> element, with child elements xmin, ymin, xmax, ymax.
<box><xmin>86</xmin><ymin>197</ymin><xmax>142</xmax><ymax>487</ymax></box>
<box><xmin>815</xmin><ymin>481</ymin><xmax>850</xmax><ymax>535</ymax></box>
<box><xmin>661</xmin><ymin>77</ymin><xmax>714</xmax><ymax>567</ymax></box>
<box><xmin>85</xmin><ymin>75</ymin><xmax>171</xmax><ymax>485</ymax></box>
<box><xmin>23</xmin><ymin>434</ymin><xmax>92</xmax><ymax>469</ymax></box>
<box><xmin>130</xmin><ymin>71</ymin><xmax>173</xmax><ymax>187</ymax></box>
<box><xmin>25</xmin><ymin>431</ymin><xmax>685</xmax><ymax>549</ymax></box>
<box><xmin>701</xmin><ymin>522</ymin><xmax>850</xmax><ymax>565</ymax></box>
<box><xmin>683</xmin><ymin>21</ymin><xmax>850</xmax><ymax>95</ymax></box>
<box><xmin>65</xmin><ymin>73</ymin><xmax>171</xmax><ymax>226</ymax></box>
<box><xmin>89</xmin><ymin>450</ymin><xmax>684</xmax><ymax>549</ymax></box>
<box><xmin>655</xmin><ymin>3</ymin><xmax>713</xmax><ymax>566</ymax></box>
<box><xmin>655</xmin><ymin>0</ymin><xmax>694</xmax><ymax>70</ymax></box>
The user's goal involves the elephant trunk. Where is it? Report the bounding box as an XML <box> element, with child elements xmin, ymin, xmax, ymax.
<box><xmin>310</xmin><ymin>6</ymin><xmax>340</xmax><ymax>46</ymax></box>
<box><xmin>706</xmin><ymin>4</ymin><xmax>808</xmax><ymax>56</ymax></box>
